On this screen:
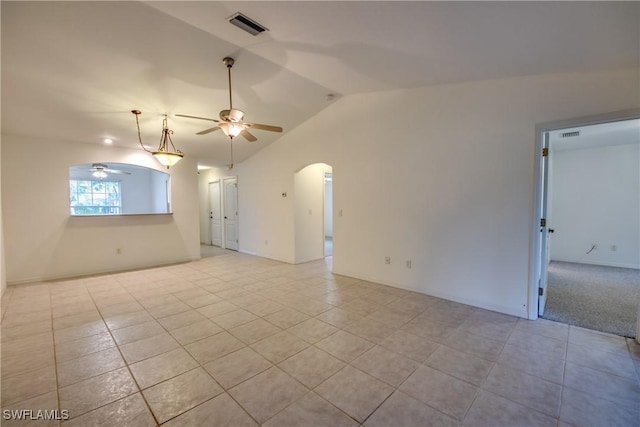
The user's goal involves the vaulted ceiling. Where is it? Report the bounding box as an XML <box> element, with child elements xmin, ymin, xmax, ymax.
<box><xmin>2</xmin><ymin>1</ymin><xmax>638</xmax><ymax>168</ymax></box>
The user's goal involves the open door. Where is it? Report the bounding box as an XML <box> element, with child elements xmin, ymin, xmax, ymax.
<box><xmin>209</xmin><ymin>181</ymin><xmax>222</xmax><ymax>247</ymax></box>
<box><xmin>538</xmin><ymin>132</ymin><xmax>551</xmax><ymax>316</ymax></box>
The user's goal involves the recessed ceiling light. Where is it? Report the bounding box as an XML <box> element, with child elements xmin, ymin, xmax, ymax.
<box><xmin>103</xmin><ymin>138</ymin><xmax>113</xmax><ymax>144</ymax></box>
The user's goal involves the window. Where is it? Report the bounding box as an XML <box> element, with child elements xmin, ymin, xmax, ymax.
<box><xmin>69</xmin><ymin>180</ymin><xmax>121</xmax><ymax>215</ymax></box>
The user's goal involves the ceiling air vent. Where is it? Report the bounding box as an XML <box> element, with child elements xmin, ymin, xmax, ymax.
<box><xmin>228</xmin><ymin>12</ymin><xmax>269</xmax><ymax>36</ymax></box>
<box><xmin>560</xmin><ymin>130</ymin><xmax>580</xmax><ymax>138</ymax></box>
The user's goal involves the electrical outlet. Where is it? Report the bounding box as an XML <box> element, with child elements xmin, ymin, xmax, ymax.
<box><xmin>116</xmin><ymin>248</ymin><xmax>122</xmax><ymax>255</ymax></box>
<box><xmin>339</xmin><ymin>209</ymin><xmax>343</xmax><ymax>217</ymax></box>
<box><xmin>611</xmin><ymin>245</ymin><xmax>617</xmax><ymax>252</ymax></box>
<box><xmin>406</xmin><ymin>260</ymin><xmax>412</xmax><ymax>268</ymax></box>
<box><xmin>265</xmin><ymin>240</ymin><xmax>268</xmax><ymax>246</ymax></box>
<box><xmin>385</xmin><ymin>256</ymin><xmax>391</xmax><ymax>265</ymax></box>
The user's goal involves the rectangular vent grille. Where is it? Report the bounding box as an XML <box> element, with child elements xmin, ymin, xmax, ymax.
<box><xmin>561</xmin><ymin>131</ymin><xmax>580</xmax><ymax>138</ymax></box>
<box><xmin>228</xmin><ymin>12</ymin><xmax>268</xmax><ymax>36</ymax></box>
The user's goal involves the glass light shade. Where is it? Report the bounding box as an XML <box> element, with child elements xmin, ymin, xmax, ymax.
<box><xmin>92</xmin><ymin>170</ymin><xmax>108</xmax><ymax>179</ymax></box>
<box><xmin>219</xmin><ymin>122</ymin><xmax>243</xmax><ymax>137</ymax></box>
<box><xmin>153</xmin><ymin>151</ymin><xmax>183</xmax><ymax>168</ymax></box>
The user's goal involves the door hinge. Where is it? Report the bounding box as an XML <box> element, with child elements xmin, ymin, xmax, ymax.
<box><xmin>542</xmin><ymin>148</ymin><xmax>549</xmax><ymax>157</ymax></box>
<box><xmin>540</xmin><ymin>218</ymin><xmax>546</xmax><ymax>227</ymax></box>
<box><xmin>538</xmin><ymin>287</ymin><xmax>544</xmax><ymax>296</ymax></box>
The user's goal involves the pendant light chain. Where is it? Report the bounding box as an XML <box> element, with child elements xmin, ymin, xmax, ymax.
<box><xmin>228</xmin><ymin>63</ymin><xmax>233</xmax><ymax>110</ymax></box>
<box><xmin>132</xmin><ymin>110</ymin><xmax>151</xmax><ymax>153</ymax></box>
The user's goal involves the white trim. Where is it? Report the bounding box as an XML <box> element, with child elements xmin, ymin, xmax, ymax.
<box><xmin>550</xmin><ymin>258</ymin><xmax>639</xmax><ymax>270</ymax></box>
<box><xmin>333</xmin><ymin>267</ymin><xmax>528</xmax><ymax>318</ymax></box>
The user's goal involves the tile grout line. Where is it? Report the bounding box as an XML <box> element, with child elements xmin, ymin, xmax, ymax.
<box><xmin>84</xmin><ymin>275</ymin><xmax>161</xmax><ymax>427</ymax></box>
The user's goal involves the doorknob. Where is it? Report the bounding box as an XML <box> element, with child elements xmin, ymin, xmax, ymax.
<box><xmin>224</xmin><ymin>216</ymin><xmax>228</xmax><ymax>219</ymax></box>
<box><xmin>549</xmin><ymin>229</ymin><xmax>555</xmax><ymax>233</ymax></box>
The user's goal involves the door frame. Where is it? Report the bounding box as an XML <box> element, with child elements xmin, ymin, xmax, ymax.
<box><xmin>528</xmin><ymin>108</ymin><xmax>640</xmax><ymax>319</ymax></box>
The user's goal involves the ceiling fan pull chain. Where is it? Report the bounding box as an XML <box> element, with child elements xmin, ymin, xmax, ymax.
<box><xmin>229</xmin><ymin>137</ymin><xmax>234</xmax><ymax>169</ymax></box>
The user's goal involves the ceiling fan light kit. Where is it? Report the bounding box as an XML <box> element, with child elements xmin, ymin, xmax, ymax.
<box><xmin>131</xmin><ymin>110</ymin><xmax>184</xmax><ymax>169</ymax></box>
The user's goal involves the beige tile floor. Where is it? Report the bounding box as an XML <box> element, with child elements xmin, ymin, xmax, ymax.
<box><xmin>1</xmin><ymin>252</ymin><xmax>639</xmax><ymax>426</ymax></box>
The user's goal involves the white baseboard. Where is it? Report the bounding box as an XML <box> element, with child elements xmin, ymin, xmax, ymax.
<box><xmin>332</xmin><ymin>267</ymin><xmax>528</xmax><ymax>319</ymax></box>
<box><xmin>7</xmin><ymin>256</ymin><xmax>199</xmax><ymax>286</ymax></box>
<box><xmin>551</xmin><ymin>258</ymin><xmax>640</xmax><ymax>270</ymax></box>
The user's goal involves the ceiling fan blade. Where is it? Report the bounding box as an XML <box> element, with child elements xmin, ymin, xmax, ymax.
<box><xmin>245</xmin><ymin>123</ymin><xmax>283</xmax><ymax>133</ymax></box>
<box><xmin>104</xmin><ymin>169</ymin><xmax>131</xmax><ymax>175</ymax></box>
<box><xmin>175</xmin><ymin>114</ymin><xmax>219</xmax><ymax>123</ymax></box>
<box><xmin>197</xmin><ymin>126</ymin><xmax>221</xmax><ymax>135</ymax></box>
<box><xmin>240</xmin><ymin>129</ymin><xmax>258</xmax><ymax>142</ymax></box>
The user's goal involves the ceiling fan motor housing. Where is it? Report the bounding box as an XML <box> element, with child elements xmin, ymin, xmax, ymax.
<box><xmin>220</xmin><ymin>109</ymin><xmax>245</xmax><ymax>122</ymax></box>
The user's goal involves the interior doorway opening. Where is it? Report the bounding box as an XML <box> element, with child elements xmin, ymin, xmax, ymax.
<box><xmin>531</xmin><ymin>111</ymin><xmax>639</xmax><ymax>338</ymax></box>
<box><xmin>294</xmin><ymin>163</ymin><xmax>333</xmax><ymax>263</ymax></box>
<box><xmin>324</xmin><ymin>172</ymin><xmax>333</xmax><ymax>257</ymax></box>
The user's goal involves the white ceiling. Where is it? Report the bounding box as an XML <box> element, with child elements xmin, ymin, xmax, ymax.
<box><xmin>2</xmin><ymin>1</ymin><xmax>639</xmax><ymax>168</ymax></box>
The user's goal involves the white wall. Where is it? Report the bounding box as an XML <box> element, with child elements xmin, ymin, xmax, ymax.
<box><xmin>2</xmin><ymin>135</ymin><xmax>200</xmax><ymax>284</ymax></box>
<box><xmin>294</xmin><ymin>163</ymin><xmax>331</xmax><ymax>263</ymax></box>
<box><xmin>233</xmin><ymin>67</ymin><xmax>639</xmax><ymax>318</ymax></box>
<box><xmin>550</xmin><ymin>143</ymin><xmax>640</xmax><ymax>268</ymax></box>
<box><xmin>120</xmin><ymin>168</ymin><xmax>153</xmax><ymax>214</ymax></box>
<box><xmin>151</xmin><ymin>170</ymin><xmax>169</xmax><ymax>213</ymax></box>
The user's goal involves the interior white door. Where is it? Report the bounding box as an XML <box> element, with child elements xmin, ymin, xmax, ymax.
<box><xmin>223</xmin><ymin>177</ymin><xmax>239</xmax><ymax>251</ymax></box>
<box><xmin>209</xmin><ymin>181</ymin><xmax>222</xmax><ymax>247</ymax></box>
<box><xmin>538</xmin><ymin>132</ymin><xmax>551</xmax><ymax>316</ymax></box>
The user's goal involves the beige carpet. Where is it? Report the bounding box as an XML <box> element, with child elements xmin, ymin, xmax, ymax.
<box><xmin>542</xmin><ymin>261</ymin><xmax>640</xmax><ymax>337</ymax></box>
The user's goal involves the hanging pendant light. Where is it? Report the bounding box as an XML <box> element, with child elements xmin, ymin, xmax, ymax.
<box><xmin>132</xmin><ymin>110</ymin><xmax>184</xmax><ymax>168</ymax></box>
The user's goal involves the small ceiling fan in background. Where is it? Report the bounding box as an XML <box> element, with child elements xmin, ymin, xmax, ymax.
<box><xmin>89</xmin><ymin>163</ymin><xmax>131</xmax><ymax>179</ymax></box>
<box><xmin>176</xmin><ymin>57</ymin><xmax>283</xmax><ymax>143</ymax></box>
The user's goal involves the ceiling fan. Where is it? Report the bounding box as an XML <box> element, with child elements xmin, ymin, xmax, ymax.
<box><xmin>176</xmin><ymin>57</ymin><xmax>283</xmax><ymax>143</ymax></box>
<box><xmin>89</xmin><ymin>163</ymin><xmax>131</xmax><ymax>179</ymax></box>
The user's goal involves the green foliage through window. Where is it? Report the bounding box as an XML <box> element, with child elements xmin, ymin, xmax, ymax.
<box><xmin>70</xmin><ymin>180</ymin><xmax>121</xmax><ymax>215</ymax></box>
